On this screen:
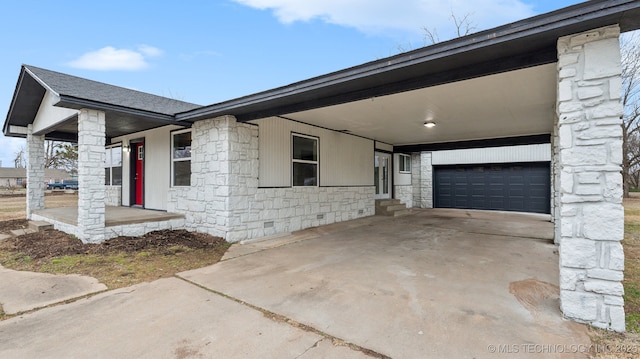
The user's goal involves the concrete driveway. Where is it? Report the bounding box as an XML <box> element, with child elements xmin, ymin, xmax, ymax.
<box><xmin>0</xmin><ymin>209</ymin><xmax>590</xmax><ymax>358</ymax></box>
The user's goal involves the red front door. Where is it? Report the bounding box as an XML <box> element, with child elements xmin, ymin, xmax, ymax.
<box><xmin>134</xmin><ymin>143</ymin><xmax>144</xmax><ymax>206</ymax></box>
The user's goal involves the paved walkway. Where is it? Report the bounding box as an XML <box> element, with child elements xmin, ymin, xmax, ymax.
<box><xmin>0</xmin><ymin>265</ymin><xmax>106</xmax><ymax>315</ymax></box>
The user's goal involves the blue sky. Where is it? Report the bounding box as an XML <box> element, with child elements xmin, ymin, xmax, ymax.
<box><xmin>0</xmin><ymin>0</ymin><xmax>583</xmax><ymax>167</ymax></box>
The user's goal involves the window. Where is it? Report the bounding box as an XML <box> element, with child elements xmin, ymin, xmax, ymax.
<box><xmin>172</xmin><ymin>129</ymin><xmax>191</xmax><ymax>186</ymax></box>
<box><xmin>292</xmin><ymin>134</ymin><xmax>318</xmax><ymax>186</ymax></box>
<box><xmin>398</xmin><ymin>154</ymin><xmax>411</xmax><ymax>173</ymax></box>
<box><xmin>105</xmin><ymin>146</ymin><xmax>122</xmax><ymax>185</ymax></box>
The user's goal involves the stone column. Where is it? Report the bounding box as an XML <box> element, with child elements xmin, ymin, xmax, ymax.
<box><xmin>556</xmin><ymin>25</ymin><xmax>625</xmax><ymax>331</ymax></box>
<box><xmin>552</xmin><ymin>123</ymin><xmax>561</xmax><ymax>244</ymax></box>
<box><xmin>411</xmin><ymin>153</ymin><xmax>422</xmax><ymax>207</ymax></box>
<box><xmin>420</xmin><ymin>152</ymin><xmax>433</xmax><ymax>208</ymax></box>
<box><xmin>77</xmin><ymin>109</ymin><xmax>106</xmax><ymax>243</ymax></box>
<box><xmin>188</xmin><ymin>115</ymin><xmax>258</xmax><ymax>242</ymax></box>
<box><xmin>26</xmin><ymin>124</ymin><xmax>45</xmax><ymax>219</ymax></box>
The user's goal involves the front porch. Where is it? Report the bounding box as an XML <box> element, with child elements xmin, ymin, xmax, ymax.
<box><xmin>31</xmin><ymin>206</ymin><xmax>185</xmax><ymax>242</ymax></box>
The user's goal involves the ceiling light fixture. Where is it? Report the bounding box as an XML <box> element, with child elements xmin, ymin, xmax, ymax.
<box><xmin>423</xmin><ymin>121</ymin><xmax>436</xmax><ymax>128</ymax></box>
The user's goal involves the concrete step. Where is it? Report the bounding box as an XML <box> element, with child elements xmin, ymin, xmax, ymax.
<box><xmin>392</xmin><ymin>209</ymin><xmax>411</xmax><ymax>217</ymax></box>
<box><xmin>384</xmin><ymin>204</ymin><xmax>407</xmax><ymax>212</ymax></box>
<box><xmin>375</xmin><ymin>199</ymin><xmax>409</xmax><ymax>216</ymax></box>
<box><xmin>376</xmin><ymin>199</ymin><xmax>401</xmax><ymax>207</ymax></box>
<box><xmin>29</xmin><ymin>220</ymin><xmax>54</xmax><ymax>232</ymax></box>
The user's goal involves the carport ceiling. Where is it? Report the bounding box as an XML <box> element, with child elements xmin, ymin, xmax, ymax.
<box><xmin>281</xmin><ymin>64</ymin><xmax>557</xmax><ymax>146</ymax></box>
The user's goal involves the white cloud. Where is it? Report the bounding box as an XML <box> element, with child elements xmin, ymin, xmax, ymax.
<box><xmin>233</xmin><ymin>0</ymin><xmax>536</xmax><ymax>40</ymax></box>
<box><xmin>68</xmin><ymin>45</ymin><xmax>163</xmax><ymax>71</ymax></box>
<box><xmin>138</xmin><ymin>45</ymin><xmax>163</xmax><ymax>57</ymax></box>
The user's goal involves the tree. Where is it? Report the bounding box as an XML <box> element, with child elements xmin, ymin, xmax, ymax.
<box><xmin>423</xmin><ymin>12</ymin><xmax>476</xmax><ymax>45</ymax></box>
<box><xmin>13</xmin><ymin>146</ymin><xmax>25</xmax><ymax>168</ymax></box>
<box><xmin>52</xmin><ymin>142</ymin><xmax>78</xmax><ymax>175</ymax></box>
<box><xmin>621</xmin><ymin>31</ymin><xmax>640</xmax><ymax>197</ymax></box>
<box><xmin>12</xmin><ymin>140</ymin><xmax>78</xmax><ymax>174</ymax></box>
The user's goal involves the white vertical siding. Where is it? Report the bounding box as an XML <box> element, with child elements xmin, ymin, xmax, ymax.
<box><xmin>322</xmin><ymin>130</ymin><xmax>372</xmax><ymax>186</ymax></box>
<box><xmin>144</xmin><ymin>130</ymin><xmax>171</xmax><ymax>210</ymax></box>
<box><xmin>393</xmin><ymin>153</ymin><xmax>411</xmax><ymax>186</ymax></box>
<box><xmin>252</xmin><ymin>117</ymin><xmax>373</xmax><ymax>187</ymax></box>
<box><xmin>112</xmin><ymin>125</ymin><xmax>184</xmax><ymax>210</ymax></box>
<box><xmin>431</xmin><ymin>144</ymin><xmax>551</xmax><ymax>165</ymax></box>
<box><xmin>256</xmin><ymin>117</ymin><xmax>289</xmax><ymax>187</ymax></box>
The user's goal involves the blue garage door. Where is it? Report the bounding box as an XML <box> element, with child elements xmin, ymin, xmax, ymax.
<box><xmin>433</xmin><ymin>162</ymin><xmax>550</xmax><ymax>214</ymax></box>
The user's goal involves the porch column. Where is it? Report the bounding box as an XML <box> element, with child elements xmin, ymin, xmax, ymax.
<box><xmin>411</xmin><ymin>153</ymin><xmax>421</xmax><ymax>207</ymax></box>
<box><xmin>188</xmin><ymin>115</ymin><xmax>258</xmax><ymax>242</ymax></box>
<box><xmin>26</xmin><ymin>124</ymin><xmax>45</xmax><ymax>219</ymax></box>
<box><xmin>556</xmin><ymin>25</ymin><xmax>625</xmax><ymax>331</ymax></box>
<box><xmin>77</xmin><ymin>109</ymin><xmax>106</xmax><ymax>243</ymax></box>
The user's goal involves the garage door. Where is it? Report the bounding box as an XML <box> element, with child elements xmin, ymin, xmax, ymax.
<box><xmin>433</xmin><ymin>162</ymin><xmax>550</xmax><ymax>214</ymax></box>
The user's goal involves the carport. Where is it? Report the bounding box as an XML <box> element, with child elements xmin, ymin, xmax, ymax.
<box><xmin>176</xmin><ymin>1</ymin><xmax>640</xmax><ymax>332</ymax></box>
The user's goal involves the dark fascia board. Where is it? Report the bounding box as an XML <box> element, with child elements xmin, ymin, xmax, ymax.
<box><xmin>3</xmin><ymin>129</ymin><xmax>78</xmax><ymax>142</ymax></box>
<box><xmin>394</xmin><ymin>134</ymin><xmax>551</xmax><ymax>153</ymax></box>
<box><xmin>2</xmin><ymin>67</ymin><xmax>46</xmax><ymax>136</ymax></box>
<box><xmin>3</xmin><ymin>68</ymin><xmax>183</xmax><ymax>139</ymax></box>
<box><xmin>175</xmin><ymin>0</ymin><xmax>640</xmax><ymax>123</ymax></box>
<box><xmin>58</xmin><ymin>96</ymin><xmax>177</xmax><ymax>122</ymax></box>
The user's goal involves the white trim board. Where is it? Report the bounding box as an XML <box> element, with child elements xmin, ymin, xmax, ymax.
<box><xmin>431</xmin><ymin>143</ymin><xmax>551</xmax><ymax>165</ymax></box>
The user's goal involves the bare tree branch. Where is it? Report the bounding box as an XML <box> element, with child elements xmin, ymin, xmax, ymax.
<box><xmin>422</xmin><ymin>12</ymin><xmax>476</xmax><ymax>46</ymax></box>
<box><xmin>621</xmin><ymin>31</ymin><xmax>640</xmax><ymax>197</ymax></box>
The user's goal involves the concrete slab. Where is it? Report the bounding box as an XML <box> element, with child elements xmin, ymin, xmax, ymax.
<box><xmin>0</xmin><ymin>233</ymin><xmax>12</xmax><ymax>241</ymax></box>
<box><xmin>419</xmin><ymin>208</ymin><xmax>555</xmax><ymax>240</ymax></box>
<box><xmin>223</xmin><ymin>215</ymin><xmax>388</xmax><ymax>261</ymax></box>
<box><xmin>299</xmin><ymin>338</ymin><xmax>372</xmax><ymax>359</ymax></box>
<box><xmin>180</xmin><ymin>210</ymin><xmax>589</xmax><ymax>358</ymax></box>
<box><xmin>0</xmin><ymin>278</ymin><xmax>363</xmax><ymax>358</ymax></box>
<box><xmin>32</xmin><ymin>206</ymin><xmax>185</xmax><ymax>227</ymax></box>
<box><xmin>9</xmin><ymin>228</ymin><xmax>36</xmax><ymax>237</ymax></box>
<box><xmin>0</xmin><ymin>265</ymin><xmax>107</xmax><ymax>314</ymax></box>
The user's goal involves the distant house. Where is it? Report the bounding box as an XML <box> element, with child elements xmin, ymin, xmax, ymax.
<box><xmin>0</xmin><ymin>168</ymin><xmax>70</xmax><ymax>188</ymax></box>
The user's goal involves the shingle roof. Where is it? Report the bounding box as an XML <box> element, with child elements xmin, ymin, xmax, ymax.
<box><xmin>25</xmin><ymin>65</ymin><xmax>201</xmax><ymax>116</ymax></box>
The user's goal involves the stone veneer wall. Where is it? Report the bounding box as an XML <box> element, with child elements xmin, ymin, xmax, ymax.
<box><xmin>26</xmin><ymin>124</ymin><xmax>45</xmax><ymax>219</ymax></box>
<box><xmin>411</xmin><ymin>153</ymin><xmax>421</xmax><ymax>207</ymax></box>
<box><xmin>77</xmin><ymin>109</ymin><xmax>106</xmax><ymax>243</ymax></box>
<box><xmin>556</xmin><ymin>25</ymin><xmax>625</xmax><ymax>331</ymax></box>
<box><xmin>420</xmin><ymin>152</ymin><xmax>433</xmax><ymax>208</ymax></box>
<box><xmin>105</xmin><ymin>186</ymin><xmax>122</xmax><ymax>206</ymax></box>
<box><xmin>167</xmin><ymin>115</ymin><xmax>375</xmax><ymax>242</ymax></box>
<box><xmin>410</xmin><ymin>152</ymin><xmax>433</xmax><ymax>209</ymax></box>
<box><xmin>394</xmin><ymin>185</ymin><xmax>413</xmax><ymax>208</ymax></box>
<box><xmin>31</xmin><ymin>213</ymin><xmax>185</xmax><ymax>242</ymax></box>
<box><xmin>169</xmin><ymin>186</ymin><xmax>374</xmax><ymax>241</ymax></box>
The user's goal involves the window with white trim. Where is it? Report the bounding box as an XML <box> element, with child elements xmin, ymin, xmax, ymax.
<box><xmin>105</xmin><ymin>146</ymin><xmax>122</xmax><ymax>185</ymax></box>
<box><xmin>292</xmin><ymin>134</ymin><xmax>318</xmax><ymax>186</ymax></box>
<box><xmin>172</xmin><ymin>129</ymin><xmax>191</xmax><ymax>186</ymax></box>
<box><xmin>399</xmin><ymin>154</ymin><xmax>411</xmax><ymax>173</ymax></box>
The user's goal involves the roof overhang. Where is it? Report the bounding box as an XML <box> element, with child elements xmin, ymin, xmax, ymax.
<box><xmin>3</xmin><ymin>67</ymin><xmax>189</xmax><ymax>142</ymax></box>
<box><xmin>175</xmin><ymin>0</ymin><xmax>640</xmax><ymax>124</ymax></box>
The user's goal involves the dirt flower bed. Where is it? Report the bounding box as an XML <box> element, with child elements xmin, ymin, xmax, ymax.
<box><xmin>0</xmin><ymin>219</ymin><xmax>28</xmax><ymax>233</ymax></box>
<box><xmin>3</xmin><ymin>229</ymin><xmax>225</xmax><ymax>259</ymax></box>
<box><xmin>0</xmin><ymin>227</ymin><xmax>230</xmax><ymax>292</ymax></box>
